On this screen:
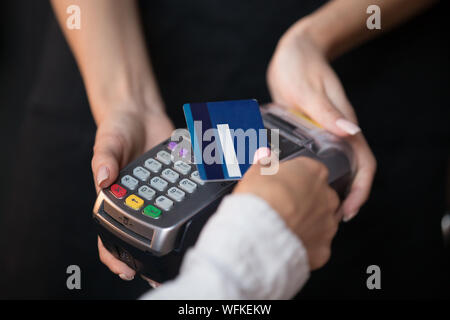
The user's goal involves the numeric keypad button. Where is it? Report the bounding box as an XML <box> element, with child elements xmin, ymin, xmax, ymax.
<box><xmin>133</xmin><ymin>166</ymin><xmax>150</xmax><ymax>181</ymax></box>
<box><xmin>167</xmin><ymin>187</ymin><xmax>185</xmax><ymax>202</ymax></box>
<box><xmin>161</xmin><ymin>168</ymin><xmax>179</xmax><ymax>183</ymax></box>
<box><xmin>144</xmin><ymin>158</ymin><xmax>162</xmax><ymax>173</ymax></box>
<box><xmin>190</xmin><ymin>171</ymin><xmax>205</xmax><ymax>185</ymax></box>
<box><xmin>150</xmin><ymin>176</ymin><xmax>168</xmax><ymax>191</ymax></box>
<box><xmin>138</xmin><ymin>185</ymin><xmax>156</xmax><ymax>200</ymax></box>
<box><xmin>121</xmin><ymin>175</ymin><xmax>139</xmax><ymax>190</ymax></box>
<box><xmin>179</xmin><ymin>179</ymin><xmax>197</xmax><ymax>193</ymax></box>
<box><xmin>156</xmin><ymin>151</ymin><xmax>171</xmax><ymax>165</ymax></box>
<box><xmin>155</xmin><ymin>196</ymin><xmax>174</xmax><ymax>211</ymax></box>
<box><xmin>173</xmin><ymin>161</ymin><xmax>191</xmax><ymax>175</ymax></box>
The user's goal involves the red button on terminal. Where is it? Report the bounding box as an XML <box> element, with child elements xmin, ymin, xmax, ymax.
<box><xmin>110</xmin><ymin>184</ymin><xmax>127</xmax><ymax>198</ymax></box>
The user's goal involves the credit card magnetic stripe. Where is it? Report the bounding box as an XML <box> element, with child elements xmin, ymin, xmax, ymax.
<box><xmin>216</xmin><ymin>123</ymin><xmax>242</xmax><ymax>178</ymax></box>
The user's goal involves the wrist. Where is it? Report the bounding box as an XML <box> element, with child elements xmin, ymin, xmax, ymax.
<box><xmin>86</xmin><ymin>72</ymin><xmax>166</xmax><ymax>124</ymax></box>
<box><xmin>235</xmin><ymin>176</ymin><xmax>296</xmax><ymax>226</ymax></box>
<box><xmin>283</xmin><ymin>15</ymin><xmax>337</xmax><ymax>60</ymax></box>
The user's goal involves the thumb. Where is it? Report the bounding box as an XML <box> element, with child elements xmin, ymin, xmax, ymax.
<box><xmin>299</xmin><ymin>93</ymin><xmax>361</xmax><ymax>137</ymax></box>
<box><xmin>91</xmin><ymin>133</ymin><xmax>125</xmax><ymax>190</ymax></box>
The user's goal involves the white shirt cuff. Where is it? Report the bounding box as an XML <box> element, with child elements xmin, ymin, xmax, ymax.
<box><xmin>141</xmin><ymin>193</ymin><xmax>310</xmax><ymax>300</ymax></box>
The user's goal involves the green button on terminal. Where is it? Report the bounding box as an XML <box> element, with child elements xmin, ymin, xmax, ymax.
<box><xmin>143</xmin><ymin>205</ymin><xmax>161</xmax><ymax>219</ymax></box>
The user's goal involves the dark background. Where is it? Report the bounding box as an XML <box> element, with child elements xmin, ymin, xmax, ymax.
<box><xmin>0</xmin><ymin>1</ymin><xmax>449</xmax><ymax>299</ymax></box>
<box><xmin>0</xmin><ymin>1</ymin><xmax>50</xmax><ymax>206</ymax></box>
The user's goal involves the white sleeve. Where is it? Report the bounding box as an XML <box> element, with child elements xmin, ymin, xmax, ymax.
<box><xmin>140</xmin><ymin>193</ymin><xmax>310</xmax><ymax>300</ymax></box>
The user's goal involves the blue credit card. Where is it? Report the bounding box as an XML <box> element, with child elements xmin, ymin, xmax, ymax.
<box><xmin>183</xmin><ymin>99</ymin><xmax>267</xmax><ymax>181</ymax></box>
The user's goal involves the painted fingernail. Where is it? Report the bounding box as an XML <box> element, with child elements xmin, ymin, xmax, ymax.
<box><xmin>119</xmin><ymin>274</ymin><xmax>134</xmax><ymax>281</ymax></box>
<box><xmin>343</xmin><ymin>210</ymin><xmax>359</xmax><ymax>222</ymax></box>
<box><xmin>97</xmin><ymin>166</ymin><xmax>109</xmax><ymax>187</ymax></box>
<box><xmin>336</xmin><ymin>119</ymin><xmax>361</xmax><ymax>135</ymax></box>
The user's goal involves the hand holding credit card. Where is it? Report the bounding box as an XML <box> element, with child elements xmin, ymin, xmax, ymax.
<box><xmin>183</xmin><ymin>99</ymin><xmax>268</xmax><ymax>181</ymax></box>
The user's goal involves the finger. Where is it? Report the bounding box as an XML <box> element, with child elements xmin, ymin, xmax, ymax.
<box><xmin>91</xmin><ymin>133</ymin><xmax>125</xmax><ymax>190</ymax></box>
<box><xmin>335</xmin><ymin>206</ymin><xmax>345</xmax><ymax>222</ymax></box>
<box><xmin>326</xmin><ymin>214</ymin><xmax>339</xmax><ymax>242</ymax></box>
<box><xmin>98</xmin><ymin>237</ymin><xmax>135</xmax><ymax>280</ymax></box>
<box><xmin>322</xmin><ymin>70</ymin><xmax>376</xmax><ymax>221</ymax></box>
<box><xmin>297</xmin><ymin>91</ymin><xmax>361</xmax><ymax>137</ymax></box>
<box><xmin>342</xmin><ymin>137</ymin><xmax>377</xmax><ymax>221</ymax></box>
<box><xmin>253</xmin><ymin>147</ymin><xmax>271</xmax><ymax>164</ymax></box>
<box><xmin>322</xmin><ymin>67</ymin><xmax>358</xmax><ymax>123</ymax></box>
<box><xmin>140</xmin><ymin>275</ymin><xmax>162</xmax><ymax>288</ymax></box>
<box><xmin>326</xmin><ymin>187</ymin><xmax>341</xmax><ymax>221</ymax></box>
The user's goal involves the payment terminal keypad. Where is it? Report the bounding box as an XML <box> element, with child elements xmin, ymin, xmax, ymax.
<box><xmin>109</xmin><ymin>142</ymin><xmax>201</xmax><ymax>219</ymax></box>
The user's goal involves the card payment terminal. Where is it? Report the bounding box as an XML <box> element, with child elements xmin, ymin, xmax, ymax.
<box><xmin>92</xmin><ymin>104</ymin><xmax>355</xmax><ymax>283</ymax></box>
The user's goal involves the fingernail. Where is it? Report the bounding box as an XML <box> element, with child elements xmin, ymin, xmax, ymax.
<box><xmin>343</xmin><ymin>210</ymin><xmax>359</xmax><ymax>222</ymax></box>
<box><xmin>119</xmin><ymin>273</ymin><xmax>134</xmax><ymax>281</ymax></box>
<box><xmin>253</xmin><ymin>147</ymin><xmax>271</xmax><ymax>163</ymax></box>
<box><xmin>336</xmin><ymin>119</ymin><xmax>361</xmax><ymax>135</ymax></box>
<box><xmin>97</xmin><ymin>166</ymin><xmax>109</xmax><ymax>187</ymax></box>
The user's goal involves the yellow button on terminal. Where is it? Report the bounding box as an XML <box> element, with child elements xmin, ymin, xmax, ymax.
<box><xmin>125</xmin><ymin>194</ymin><xmax>144</xmax><ymax>210</ymax></box>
